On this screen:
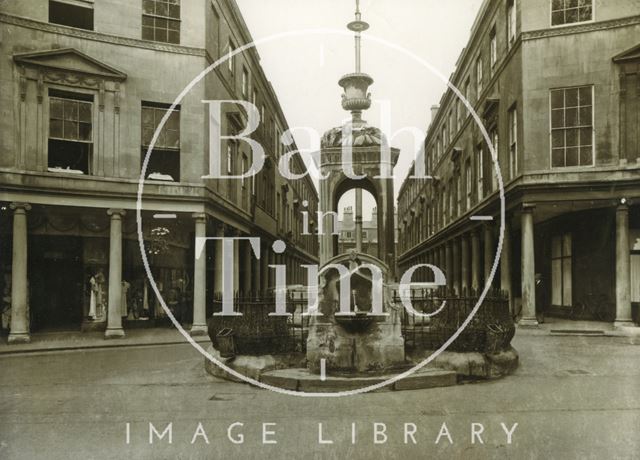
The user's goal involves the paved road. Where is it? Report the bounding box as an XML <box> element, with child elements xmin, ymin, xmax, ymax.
<box><xmin>0</xmin><ymin>333</ymin><xmax>638</xmax><ymax>459</ymax></box>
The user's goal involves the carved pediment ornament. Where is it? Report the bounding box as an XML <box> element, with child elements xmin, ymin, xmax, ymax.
<box><xmin>44</xmin><ymin>70</ymin><xmax>101</xmax><ymax>89</ymax></box>
<box><xmin>13</xmin><ymin>48</ymin><xmax>127</xmax><ymax>91</ymax></box>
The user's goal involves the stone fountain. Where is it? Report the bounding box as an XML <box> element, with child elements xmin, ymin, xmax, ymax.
<box><xmin>305</xmin><ymin>0</ymin><xmax>406</xmax><ymax>376</ymax></box>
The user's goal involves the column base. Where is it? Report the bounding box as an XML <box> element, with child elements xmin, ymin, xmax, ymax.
<box><xmin>190</xmin><ymin>324</ymin><xmax>208</xmax><ymax>336</ymax></box>
<box><xmin>518</xmin><ymin>317</ymin><xmax>539</xmax><ymax>328</ymax></box>
<box><xmin>613</xmin><ymin>319</ymin><xmax>635</xmax><ymax>330</ymax></box>
<box><xmin>7</xmin><ymin>332</ymin><xmax>31</xmax><ymax>344</ymax></box>
<box><xmin>104</xmin><ymin>328</ymin><xmax>125</xmax><ymax>339</ymax></box>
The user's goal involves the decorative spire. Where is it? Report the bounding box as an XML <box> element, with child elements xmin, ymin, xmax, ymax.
<box><xmin>339</xmin><ymin>0</ymin><xmax>373</xmax><ymax>126</ymax></box>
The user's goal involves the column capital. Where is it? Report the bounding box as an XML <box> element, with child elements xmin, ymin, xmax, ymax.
<box><xmin>107</xmin><ymin>208</ymin><xmax>126</xmax><ymax>218</ymax></box>
<box><xmin>616</xmin><ymin>202</ymin><xmax>629</xmax><ymax>212</ymax></box>
<box><xmin>522</xmin><ymin>203</ymin><xmax>536</xmax><ymax>213</ymax></box>
<box><xmin>212</xmin><ymin>220</ymin><xmax>228</xmax><ymax>234</ymax></box>
<box><xmin>10</xmin><ymin>202</ymin><xmax>31</xmax><ymax>212</ymax></box>
<box><xmin>192</xmin><ymin>212</ymin><xmax>207</xmax><ymax>223</ymax></box>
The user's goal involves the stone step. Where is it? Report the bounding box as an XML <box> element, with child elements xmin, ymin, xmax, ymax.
<box><xmin>260</xmin><ymin>367</ymin><xmax>457</xmax><ymax>393</ymax></box>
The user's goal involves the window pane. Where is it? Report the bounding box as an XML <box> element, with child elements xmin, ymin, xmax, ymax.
<box><xmin>579</xmin><ymin>146</ymin><xmax>593</xmax><ymax>165</ymax></box>
<box><xmin>166</xmin><ymin>111</ymin><xmax>179</xmax><ymax>129</ymax></box>
<box><xmin>78</xmin><ymin>122</ymin><xmax>92</xmax><ymax>141</ymax></box>
<box><xmin>567</xmin><ymin>0</ymin><xmax>579</xmax><ymax>8</ymax></box>
<box><xmin>143</xmin><ymin>0</ymin><xmax>154</xmax><ymax>14</ymax></box>
<box><xmin>552</xmin><ymin>148</ymin><xmax>565</xmax><ymax>167</ymax></box>
<box><xmin>155</xmin><ymin>2</ymin><xmax>167</xmax><ymax>17</ymax></box>
<box><xmin>552</xmin><ymin>130</ymin><xmax>565</xmax><ymax>148</ymax></box>
<box><xmin>579</xmin><ymin>106</ymin><xmax>592</xmax><ymax>125</ymax></box>
<box><xmin>165</xmin><ymin>129</ymin><xmax>179</xmax><ymax>149</ymax></box>
<box><xmin>78</xmin><ymin>102</ymin><xmax>92</xmax><ymax>122</ymax></box>
<box><xmin>566</xmin><ymin>147</ymin><xmax>579</xmax><ymax>166</ymax></box>
<box><xmin>64</xmin><ymin>120</ymin><xmax>78</xmax><ymax>140</ymax></box>
<box><xmin>565</xmin><ymin>108</ymin><xmax>578</xmax><ymax>127</ymax></box>
<box><xmin>168</xmin><ymin>4</ymin><xmax>180</xmax><ymax>18</ymax></box>
<box><xmin>50</xmin><ymin>119</ymin><xmax>63</xmax><ymax>138</ymax></box>
<box><xmin>63</xmin><ymin>101</ymin><xmax>77</xmax><ymax>120</ymax></box>
<box><xmin>552</xmin><ymin>0</ymin><xmax>564</xmax><ymax>11</ymax></box>
<box><xmin>579</xmin><ymin>6</ymin><xmax>592</xmax><ymax>21</ymax></box>
<box><xmin>551</xmin><ymin>90</ymin><xmax>564</xmax><ymax>109</ymax></box>
<box><xmin>155</xmin><ymin>28</ymin><xmax>168</xmax><ymax>43</ymax></box>
<box><xmin>168</xmin><ymin>30</ymin><xmax>179</xmax><ymax>44</ymax></box>
<box><xmin>579</xmin><ymin>86</ymin><xmax>592</xmax><ymax>106</ymax></box>
<box><xmin>566</xmin><ymin>8</ymin><xmax>579</xmax><ymax>23</ymax></box>
<box><xmin>566</xmin><ymin>128</ymin><xmax>578</xmax><ymax>146</ymax></box>
<box><xmin>579</xmin><ymin>127</ymin><xmax>592</xmax><ymax>146</ymax></box>
<box><xmin>50</xmin><ymin>98</ymin><xmax>63</xmax><ymax>119</ymax></box>
<box><xmin>565</xmin><ymin>88</ymin><xmax>579</xmax><ymax>107</ymax></box>
<box><xmin>142</xmin><ymin>127</ymin><xmax>155</xmax><ymax>146</ymax></box>
<box><xmin>551</xmin><ymin>109</ymin><xmax>564</xmax><ymax>128</ymax></box>
<box><xmin>552</xmin><ymin>11</ymin><xmax>564</xmax><ymax>25</ymax></box>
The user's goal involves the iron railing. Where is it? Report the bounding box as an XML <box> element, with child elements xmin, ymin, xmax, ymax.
<box><xmin>208</xmin><ymin>288</ymin><xmax>514</xmax><ymax>356</ymax></box>
<box><xmin>397</xmin><ymin>287</ymin><xmax>514</xmax><ymax>353</ymax></box>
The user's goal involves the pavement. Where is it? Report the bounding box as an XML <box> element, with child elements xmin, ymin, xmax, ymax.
<box><xmin>0</xmin><ymin>328</ymin><xmax>211</xmax><ymax>355</ymax></box>
<box><xmin>1</xmin><ymin>318</ymin><xmax>637</xmax><ymax>356</ymax></box>
<box><xmin>0</xmin><ymin>330</ymin><xmax>638</xmax><ymax>459</ymax></box>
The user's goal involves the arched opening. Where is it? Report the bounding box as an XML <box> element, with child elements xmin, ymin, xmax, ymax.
<box><xmin>332</xmin><ymin>176</ymin><xmax>385</xmax><ymax>261</ymax></box>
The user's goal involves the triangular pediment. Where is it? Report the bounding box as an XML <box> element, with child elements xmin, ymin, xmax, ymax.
<box><xmin>613</xmin><ymin>43</ymin><xmax>640</xmax><ymax>63</ymax></box>
<box><xmin>13</xmin><ymin>48</ymin><xmax>126</xmax><ymax>80</ymax></box>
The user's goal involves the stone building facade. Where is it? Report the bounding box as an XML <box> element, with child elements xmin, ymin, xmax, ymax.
<box><xmin>397</xmin><ymin>0</ymin><xmax>640</xmax><ymax>327</ymax></box>
<box><xmin>0</xmin><ymin>0</ymin><xmax>318</xmax><ymax>342</ymax></box>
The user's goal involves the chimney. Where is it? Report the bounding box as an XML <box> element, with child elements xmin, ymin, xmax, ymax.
<box><xmin>343</xmin><ymin>206</ymin><xmax>354</xmax><ymax>225</ymax></box>
<box><xmin>430</xmin><ymin>104</ymin><xmax>440</xmax><ymax>124</ymax></box>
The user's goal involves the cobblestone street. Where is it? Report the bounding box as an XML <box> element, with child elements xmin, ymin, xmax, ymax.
<box><xmin>0</xmin><ymin>332</ymin><xmax>637</xmax><ymax>459</ymax></box>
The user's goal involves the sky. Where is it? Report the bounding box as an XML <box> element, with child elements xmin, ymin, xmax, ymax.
<box><xmin>235</xmin><ymin>0</ymin><xmax>484</xmax><ymax>219</ymax></box>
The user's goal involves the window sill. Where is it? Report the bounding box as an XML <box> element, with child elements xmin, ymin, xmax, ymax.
<box><xmin>550</xmin><ymin>19</ymin><xmax>595</xmax><ymax>29</ymax></box>
<box><xmin>47</xmin><ymin>167</ymin><xmax>85</xmax><ymax>175</ymax></box>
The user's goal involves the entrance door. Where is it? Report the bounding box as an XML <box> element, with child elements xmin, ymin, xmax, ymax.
<box><xmin>30</xmin><ymin>236</ymin><xmax>83</xmax><ymax>331</ymax></box>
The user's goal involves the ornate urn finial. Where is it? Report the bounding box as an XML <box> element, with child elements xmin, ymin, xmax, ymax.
<box><xmin>339</xmin><ymin>0</ymin><xmax>374</xmax><ymax>126</ymax></box>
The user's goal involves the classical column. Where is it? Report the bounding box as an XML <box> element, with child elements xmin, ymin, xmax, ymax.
<box><xmin>8</xmin><ymin>203</ymin><xmax>31</xmax><ymax>344</ymax></box>
<box><xmin>439</xmin><ymin>245</ymin><xmax>446</xmax><ymax>281</ymax></box>
<box><xmin>261</xmin><ymin>242</ymin><xmax>269</xmax><ymax>292</ymax></box>
<box><xmin>105</xmin><ymin>209</ymin><xmax>126</xmax><ymax>339</ymax></box>
<box><xmin>471</xmin><ymin>230</ymin><xmax>480</xmax><ymax>291</ymax></box>
<box><xmin>614</xmin><ymin>203</ymin><xmax>633</xmax><ymax>327</ymax></box>
<box><xmin>483</xmin><ymin>223</ymin><xmax>494</xmax><ymax>286</ymax></box>
<box><xmin>268</xmin><ymin>249</ymin><xmax>276</xmax><ymax>289</ymax></box>
<box><xmin>213</xmin><ymin>223</ymin><xmax>224</xmax><ymax>297</ymax></box>
<box><xmin>190</xmin><ymin>213</ymin><xmax>208</xmax><ymax>336</ymax></box>
<box><xmin>252</xmin><ymin>243</ymin><xmax>262</xmax><ymax>296</ymax></box>
<box><xmin>461</xmin><ymin>233</ymin><xmax>470</xmax><ymax>294</ymax></box>
<box><xmin>242</xmin><ymin>239</ymin><xmax>253</xmax><ymax>295</ymax></box>
<box><xmin>445</xmin><ymin>241</ymin><xmax>453</xmax><ymax>291</ymax></box>
<box><xmin>500</xmin><ymin>219</ymin><xmax>513</xmax><ymax>313</ymax></box>
<box><xmin>233</xmin><ymin>231</ymin><xmax>240</xmax><ymax>294</ymax></box>
<box><xmin>520</xmin><ymin>204</ymin><xmax>538</xmax><ymax>327</ymax></box>
<box><xmin>355</xmin><ymin>188</ymin><xmax>363</xmax><ymax>252</ymax></box>
<box><xmin>452</xmin><ymin>238</ymin><xmax>461</xmax><ymax>294</ymax></box>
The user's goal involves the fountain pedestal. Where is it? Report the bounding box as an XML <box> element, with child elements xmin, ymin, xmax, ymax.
<box><xmin>306</xmin><ymin>253</ymin><xmax>405</xmax><ymax>375</ymax></box>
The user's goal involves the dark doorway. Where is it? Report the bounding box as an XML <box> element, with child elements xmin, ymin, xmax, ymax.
<box><xmin>29</xmin><ymin>236</ymin><xmax>84</xmax><ymax>331</ymax></box>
